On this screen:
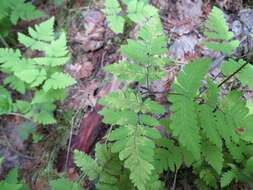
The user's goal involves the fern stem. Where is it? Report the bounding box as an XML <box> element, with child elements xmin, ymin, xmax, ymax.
<box><xmin>7</xmin><ymin>112</ymin><xmax>33</xmax><ymax>121</ymax></box>
<box><xmin>172</xmin><ymin>168</ymin><xmax>178</xmax><ymax>190</ymax></box>
<box><xmin>218</xmin><ymin>61</ymin><xmax>248</xmax><ymax>87</ymax></box>
<box><xmin>0</xmin><ymin>34</ymin><xmax>9</xmax><ymax>48</ymax></box>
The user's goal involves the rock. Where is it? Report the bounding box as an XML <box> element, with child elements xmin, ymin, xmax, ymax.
<box><xmin>67</xmin><ymin>56</ymin><xmax>94</xmax><ymax>80</ymax></box>
<box><xmin>169</xmin><ymin>35</ymin><xmax>199</xmax><ymax>59</ymax></box>
<box><xmin>69</xmin><ymin>10</ymin><xmax>106</xmax><ymax>53</ymax></box>
<box><xmin>232</xmin><ymin>20</ymin><xmax>243</xmax><ymax>37</ymax></box>
<box><xmin>239</xmin><ymin>9</ymin><xmax>253</xmax><ymax>33</ymax></box>
<box><xmin>176</xmin><ymin>0</ymin><xmax>203</xmax><ymax>25</ymax></box>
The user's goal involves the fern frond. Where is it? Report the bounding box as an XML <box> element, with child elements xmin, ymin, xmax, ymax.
<box><xmin>9</xmin><ymin>0</ymin><xmax>43</xmax><ymax>24</ymax></box>
<box><xmin>109</xmin><ymin>126</ymin><xmax>160</xmax><ymax>190</ymax></box>
<box><xmin>199</xmin><ymin>169</ymin><xmax>217</xmax><ymax>188</ymax></box>
<box><xmin>203</xmin><ymin>6</ymin><xmax>239</xmax><ymax>54</ymax></box>
<box><xmin>50</xmin><ymin>178</ymin><xmax>82</xmax><ymax>190</ymax></box>
<box><xmin>205</xmin><ymin>80</ymin><xmax>219</xmax><ymax>109</ymax></box>
<box><xmin>127</xmin><ymin>0</ymin><xmax>157</xmax><ymax>22</ymax></box>
<box><xmin>74</xmin><ymin>150</ymin><xmax>100</xmax><ymax>180</ymax></box>
<box><xmin>0</xmin><ymin>86</ymin><xmax>13</xmax><ymax>115</ymax></box>
<box><xmin>105</xmin><ymin>61</ymin><xmax>147</xmax><ymax>83</ymax></box>
<box><xmin>0</xmin><ymin>1</ymin><xmax>43</xmax><ymax>24</ymax></box>
<box><xmin>169</xmin><ymin>58</ymin><xmax>211</xmax><ymax>159</ymax></box>
<box><xmin>43</xmin><ymin>72</ymin><xmax>76</xmax><ymax>92</ymax></box>
<box><xmin>202</xmin><ymin>141</ymin><xmax>223</xmax><ymax>174</ymax></box>
<box><xmin>18</xmin><ymin>17</ymin><xmax>57</xmax><ymax>51</ymax></box>
<box><xmin>198</xmin><ymin>105</ymin><xmax>222</xmax><ymax>149</ymax></box>
<box><xmin>0</xmin><ymin>168</ymin><xmax>27</xmax><ymax>190</ymax></box>
<box><xmin>74</xmin><ymin>144</ymin><xmax>133</xmax><ymax>190</ymax></box>
<box><xmin>0</xmin><ymin>2</ymin><xmax>11</xmax><ymax>20</ymax></box>
<box><xmin>220</xmin><ymin>169</ymin><xmax>237</xmax><ymax>187</ymax></box>
<box><xmin>0</xmin><ymin>48</ymin><xmax>22</xmax><ymax>72</ymax></box>
<box><xmin>27</xmin><ymin>102</ymin><xmax>57</xmax><ymax>124</ymax></box>
<box><xmin>3</xmin><ymin>76</ymin><xmax>26</xmax><ymax>94</ymax></box>
<box><xmin>154</xmin><ymin>138</ymin><xmax>183</xmax><ymax>173</ymax></box>
<box><xmin>103</xmin><ymin>0</ymin><xmax>124</xmax><ymax>33</ymax></box>
<box><xmin>171</xmin><ymin>58</ymin><xmax>211</xmax><ymax>97</ymax></box>
<box><xmin>18</xmin><ymin>17</ymin><xmax>69</xmax><ymax>68</ymax></box>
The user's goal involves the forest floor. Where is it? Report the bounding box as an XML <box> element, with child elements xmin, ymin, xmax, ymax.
<box><xmin>1</xmin><ymin>0</ymin><xmax>253</xmax><ymax>189</ymax></box>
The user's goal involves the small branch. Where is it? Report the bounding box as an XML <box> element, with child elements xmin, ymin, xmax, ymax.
<box><xmin>218</xmin><ymin>61</ymin><xmax>249</xmax><ymax>88</ymax></box>
<box><xmin>172</xmin><ymin>168</ymin><xmax>179</xmax><ymax>190</ymax></box>
<box><xmin>7</xmin><ymin>112</ymin><xmax>33</xmax><ymax>122</ymax></box>
<box><xmin>0</xmin><ymin>34</ymin><xmax>9</xmax><ymax>48</ymax></box>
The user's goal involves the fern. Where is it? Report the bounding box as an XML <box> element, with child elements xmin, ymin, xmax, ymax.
<box><xmin>0</xmin><ymin>168</ymin><xmax>29</xmax><ymax>190</ymax></box>
<box><xmin>74</xmin><ymin>5</ymin><xmax>253</xmax><ymax>190</ymax></box>
<box><xmin>103</xmin><ymin>0</ymin><xmax>159</xmax><ymax>34</ymax></box>
<box><xmin>0</xmin><ymin>17</ymin><xmax>76</xmax><ymax>124</ymax></box>
<box><xmin>154</xmin><ymin>138</ymin><xmax>183</xmax><ymax>173</ymax></box>
<box><xmin>73</xmin><ymin>2</ymin><xmax>168</xmax><ymax>189</ymax></box>
<box><xmin>103</xmin><ymin>0</ymin><xmax>124</xmax><ymax>33</ymax></box>
<box><xmin>167</xmin><ymin>55</ymin><xmax>253</xmax><ymax>188</ymax></box>
<box><xmin>0</xmin><ymin>86</ymin><xmax>13</xmax><ymax>114</ymax></box>
<box><xmin>0</xmin><ymin>0</ymin><xmax>43</xmax><ymax>24</ymax></box>
<box><xmin>220</xmin><ymin>168</ymin><xmax>237</xmax><ymax>187</ymax></box>
<box><xmin>203</xmin><ymin>6</ymin><xmax>239</xmax><ymax>54</ymax></box>
<box><xmin>74</xmin><ymin>144</ymin><xmax>133</xmax><ymax>190</ymax></box>
<box><xmin>50</xmin><ymin>178</ymin><xmax>83</xmax><ymax>190</ymax></box>
<box><xmin>169</xmin><ymin>58</ymin><xmax>211</xmax><ymax>159</ymax></box>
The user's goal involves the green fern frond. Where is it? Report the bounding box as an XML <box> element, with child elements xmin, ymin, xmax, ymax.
<box><xmin>0</xmin><ymin>48</ymin><xmax>22</xmax><ymax>72</ymax></box>
<box><xmin>203</xmin><ymin>6</ymin><xmax>239</xmax><ymax>54</ymax></box>
<box><xmin>0</xmin><ymin>86</ymin><xmax>13</xmax><ymax>115</ymax></box>
<box><xmin>43</xmin><ymin>72</ymin><xmax>76</xmax><ymax>92</ymax></box>
<box><xmin>220</xmin><ymin>169</ymin><xmax>237</xmax><ymax>187</ymax></box>
<box><xmin>27</xmin><ymin>102</ymin><xmax>57</xmax><ymax>124</ymax></box>
<box><xmin>199</xmin><ymin>169</ymin><xmax>217</xmax><ymax>188</ymax></box>
<box><xmin>74</xmin><ymin>150</ymin><xmax>100</xmax><ymax>180</ymax></box>
<box><xmin>109</xmin><ymin>126</ymin><xmax>160</xmax><ymax>190</ymax></box>
<box><xmin>0</xmin><ymin>1</ymin><xmax>43</xmax><ymax>24</ymax></box>
<box><xmin>197</xmin><ymin>105</ymin><xmax>222</xmax><ymax>149</ymax></box>
<box><xmin>154</xmin><ymin>138</ymin><xmax>183</xmax><ymax>173</ymax></box>
<box><xmin>0</xmin><ymin>2</ymin><xmax>11</xmax><ymax>20</ymax></box>
<box><xmin>169</xmin><ymin>58</ymin><xmax>211</xmax><ymax>159</ymax></box>
<box><xmin>0</xmin><ymin>168</ymin><xmax>28</xmax><ymax>190</ymax></box>
<box><xmin>105</xmin><ymin>61</ymin><xmax>147</xmax><ymax>83</ymax></box>
<box><xmin>50</xmin><ymin>178</ymin><xmax>83</xmax><ymax>190</ymax></box>
<box><xmin>202</xmin><ymin>141</ymin><xmax>223</xmax><ymax>174</ymax></box>
<box><xmin>103</xmin><ymin>0</ymin><xmax>124</xmax><ymax>33</ymax></box>
<box><xmin>127</xmin><ymin>0</ymin><xmax>157</xmax><ymax>22</ymax></box>
<box><xmin>74</xmin><ymin>144</ymin><xmax>133</xmax><ymax>190</ymax></box>
<box><xmin>172</xmin><ymin>58</ymin><xmax>211</xmax><ymax>97</ymax></box>
<box><xmin>9</xmin><ymin>0</ymin><xmax>44</xmax><ymax>24</ymax></box>
<box><xmin>3</xmin><ymin>76</ymin><xmax>26</xmax><ymax>94</ymax></box>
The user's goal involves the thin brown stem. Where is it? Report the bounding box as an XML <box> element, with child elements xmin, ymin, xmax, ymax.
<box><xmin>218</xmin><ymin>61</ymin><xmax>249</xmax><ymax>88</ymax></box>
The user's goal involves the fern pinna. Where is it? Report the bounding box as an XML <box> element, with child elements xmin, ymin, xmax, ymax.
<box><xmin>0</xmin><ymin>17</ymin><xmax>76</xmax><ymax>124</ymax></box>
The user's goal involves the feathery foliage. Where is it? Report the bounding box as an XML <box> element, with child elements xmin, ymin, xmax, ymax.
<box><xmin>50</xmin><ymin>178</ymin><xmax>83</xmax><ymax>190</ymax></box>
<box><xmin>75</xmin><ymin>1</ymin><xmax>168</xmax><ymax>190</ymax></box>
<box><xmin>103</xmin><ymin>0</ymin><xmax>157</xmax><ymax>34</ymax></box>
<box><xmin>0</xmin><ymin>1</ymin><xmax>43</xmax><ymax>24</ymax></box>
<box><xmin>203</xmin><ymin>6</ymin><xmax>239</xmax><ymax>54</ymax></box>
<box><xmin>0</xmin><ymin>17</ymin><xmax>76</xmax><ymax>124</ymax></box>
<box><xmin>74</xmin><ymin>144</ymin><xmax>133</xmax><ymax>190</ymax></box>
<box><xmin>0</xmin><ymin>168</ymin><xmax>28</xmax><ymax>190</ymax></box>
